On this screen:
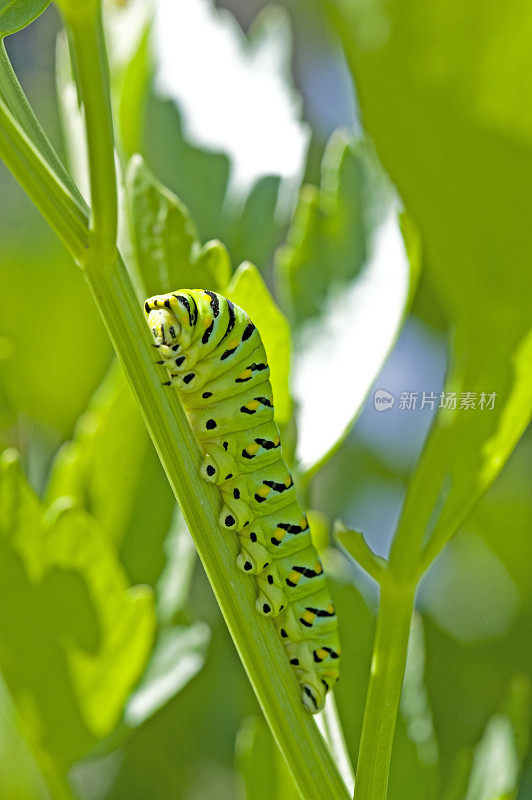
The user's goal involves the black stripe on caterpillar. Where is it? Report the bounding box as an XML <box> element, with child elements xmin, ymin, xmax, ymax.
<box><xmin>145</xmin><ymin>289</ymin><xmax>340</xmax><ymax>712</ymax></box>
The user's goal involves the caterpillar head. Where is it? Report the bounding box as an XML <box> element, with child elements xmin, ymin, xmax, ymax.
<box><xmin>144</xmin><ymin>292</ymin><xmax>195</xmax><ymax>353</ymax></box>
<box><xmin>146</xmin><ymin>307</ymin><xmax>181</xmax><ymax>347</ymax></box>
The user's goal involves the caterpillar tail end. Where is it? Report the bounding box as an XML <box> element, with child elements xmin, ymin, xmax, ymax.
<box><xmin>302</xmin><ymin>683</ymin><xmax>324</xmax><ymax>714</ymax></box>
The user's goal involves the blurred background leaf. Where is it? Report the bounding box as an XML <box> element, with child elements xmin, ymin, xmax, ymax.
<box><xmin>282</xmin><ymin>132</ymin><xmax>419</xmax><ymax>473</ymax></box>
<box><xmin>0</xmin><ymin>451</ymin><xmax>155</xmax><ymax>786</ymax></box>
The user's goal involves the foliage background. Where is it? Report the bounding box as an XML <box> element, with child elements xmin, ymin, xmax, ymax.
<box><xmin>0</xmin><ymin>1</ymin><xmax>531</xmax><ymax>799</ymax></box>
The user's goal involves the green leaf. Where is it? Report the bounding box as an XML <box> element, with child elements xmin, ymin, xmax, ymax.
<box><xmin>195</xmin><ymin>238</ymin><xmax>232</xmax><ymax>293</ymax></box>
<box><xmin>125</xmin><ymin>155</ymin><xmax>232</xmax><ymax>299</ymax></box>
<box><xmin>334</xmin><ymin>521</ymin><xmax>386</xmax><ymax>583</ymax></box>
<box><xmin>0</xmin><ymin>0</ymin><xmax>49</xmax><ymax>37</ymax></box>
<box><xmin>276</xmin><ymin>130</ymin><xmax>367</xmax><ymax>327</ymax></box>
<box><xmin>463</xmin><ymin>677</ymin><xmax>530</xmax><ymax>800</ymax></box>
<box><xmin>46</xmin><ymin>361</ymin><xmax>175</xmax><ymax>586</ymax></box>
<box><xmin>292</xmin><ymin>210</ymin><xmax>417</xmax><ymax>474</ymax></box>
<box><xmin>0</xmin><ymin>450</ymin><xmax>155</xmax><ymax>771</ymax></box>
<box><xmin>276</xmin><ymin>130</ymin><xmax>419</xmax><ymax>474</ymax></box>
<box><xmin>0</xmin><ymin>672</ymin><xmax>52</xmax><ymax>798</ymax></box>
<box><xmin>124</xmin><ymin>623</ymin><xmax>210</xmax><ymax>728</ymax></box>
<box><xmin>228</xmin><ymin>174</ymin><xmax>283</xmax><ymax>270</ymax></box>
<box><xmin>226</xmin><ymin>262</ymin><xmax>292</xmax><ymax>426</ymax></box>
<box><xmin>125</xmin><ymin>154</ymin><xmax>200</xmax><ymax>298</ymax></box>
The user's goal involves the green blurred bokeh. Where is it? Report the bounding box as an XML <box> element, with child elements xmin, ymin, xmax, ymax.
<box><xmin>0</xmin><ymin>1</ymin><xmax>531</xmax><ymax>799</ymax></box>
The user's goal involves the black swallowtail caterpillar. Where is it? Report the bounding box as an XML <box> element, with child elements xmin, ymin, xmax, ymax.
<box><xmin>144</xmin><ymin>289</ymin><xmax>340</xmax><ymax>712</ymax></box>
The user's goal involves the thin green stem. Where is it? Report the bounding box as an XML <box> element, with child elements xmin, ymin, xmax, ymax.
<box><xmin>353</xmin><ymin>577</ymin><xmax>415</xmax><ymax>800</ymax></box>
<box><xmin>0</xmin><ymin>38</ymin><xmax>86</xmax><ymax>208</ymax></box>
<box><xmin>334</xmin><ymin>522</ymin><xmax>386</xmax><ymax>584</ymax></box>
<box><xmin>61</xmin><ymin>3</ymin><xmax>117</xmax><ymax>253</ymax></box>
<box><xmin>352</xmin><ymin>421</ymin><xmax>451</xmax><ymax>800</ymax></box>
<box><xmin>0</xmin><ymin>94</ymin><xmax>87</xmax><ymax>259</ymax></box>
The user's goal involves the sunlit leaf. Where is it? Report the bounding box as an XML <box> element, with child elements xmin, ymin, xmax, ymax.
<box><xmin>0</xmin><ymin>450</ymin><xmax>155</xmax><ymax>769</ymax></box>
<box><xmin>226</xmin><ymin>262</ymin><xmax>292</xmax><ymax>426</ymax></box>
<box><xmin>125</xmin><ymin>154</ymin><xmax>200</xmax><ymax>298</ymax></box>
<box><xmin>276</xmin><ymin>131</ymin><xmax>368</xmax><ymax>327</ymax></box>
<box><xmin>292</xmin><ymin>206</ymin><xmax>416</xmax><ymax>472</ymax></box>
<box><xmin>463</xmin><ymin>676</ymin><xmax>530</xmax><ymax>800</ymax></box>
<box><xmin>195</xmin><ymin>238</ymin><xmax>232</xmax><ymax>293</ymax></box>
<box><xmin>46</xmin><ymin>362</ymin><xmax>175</xmax><ymax>586</ymax></box>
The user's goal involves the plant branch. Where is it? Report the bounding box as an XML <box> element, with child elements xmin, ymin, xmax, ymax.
<box><xmin>353</xmin><ymin>577</ymin><xmax>415</xmax><ymax>800</ymax></box>
<box><xmin>59</xmin><ymin>2</ymin><xmax>117</xmax><ymax>253</ymax></box>
<box><xmin>334</xmin><ymin>521</ymin><xmax>386</xmax><ymax>584</ymax></box>
<box><xmin>352</xmin><ymin>421</ymin><xmax>450</xmax><ymax>800</ymax></box>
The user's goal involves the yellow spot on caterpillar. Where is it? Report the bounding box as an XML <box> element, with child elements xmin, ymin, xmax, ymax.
<box><xmin>288</xmin><ymin>570</ymin><xmax>302</xmax><ymax>585</ymax></box>
<box><xmin>316</xmin><ymin>648</ymin><xmax>329</xmax><ymax>661</ymax></box>
<box><xmin>274</xmin><ymin>436</ymin><xmax>280</xmax><ymax>446</ymax></box>
<box><xmin>327</xmin><ymin>605</ymin><xmax>335</xmax><ymax>615</ymax></box>
<box><xmin>239</xmin><ymin>368</ymin><xmax>252</xmax><ymax>380</ymax></box>
<box><xmin>284</xmin><ymin>476</ymin><xmax>292</xmax><ymax>488</ymax></box>
<box><xmin>302</xmin><ymin>610</ymin><xmax>316</xmax><ymax>625</ymax></box>
<box><xmin>246</xmin><ymin>400</ymin><xmax>260</xmax><ymax>411</ymax></box>
<box><xmin>324</xmin><ymin>668</ymin><xmax>339</xmax><ymax>680</ymax></box>
<box><xmin>229</xmin><ymin>337</ymin><xmax>240</xmax><ymax>348</ymax></box>
<box><xmin>299</xmin><ymin>517</ymin><xmax>307</xmax><ymax>528</ymax></box>
<box><xmin>204</xmin><ymin>315</ymin><xmax>212</xmax><ymax>328</ymax></box>
<box><xmin>257</xmin><ymin>485</ymin><xmax>271</xmax><ymax>498</ymax></box>
<box><xmin>274</xmin><ymin>527</ymin><xmax>286</xmax><ymax>540</ymax></box>
<box><xmin>247</xmin><ymin>442</ymin><xmax>260</xmax><ymax>454</ymax></box>
<box><xmin>314</xmin><ymin>561</ymin><xmax>323</xmax><ymax>574</ymax></box>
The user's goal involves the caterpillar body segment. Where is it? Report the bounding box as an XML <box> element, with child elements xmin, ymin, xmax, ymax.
<box><xmin>145</xmin><ymin>289</ymin><xmax>340</xmax><ymax>712</ymax></box>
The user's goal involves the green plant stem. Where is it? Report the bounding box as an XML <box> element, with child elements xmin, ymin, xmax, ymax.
<box><xmin>61</xmin><ymin>4</ymin><xmax>117</xmax><ymax>252</ymax></box>
<box><xmin>352</xmin><ymin>421</ymin><xmax>450</xmax><ymax>800</ymax></box>
<box><xmin>0</xmin><ymin>94</ymin><xmax>87</xmax><ymax>259</ymax></box>
<box><xmin>353</xmin><ymin>577</ymin><xmax>415</xmax><ymax>800</ymax></box>
<box><xmin>334</xmin><ymin>522</ymin><xmax>386</xmax><ymax>584</ymax></box>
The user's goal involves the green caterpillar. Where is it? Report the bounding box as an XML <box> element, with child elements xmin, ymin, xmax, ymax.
<box><xmin>144</xmin><ymin>289</ymin><xmax>340</xmax><ymax>712</ymax></box>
